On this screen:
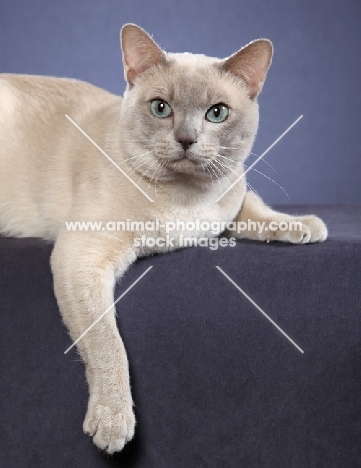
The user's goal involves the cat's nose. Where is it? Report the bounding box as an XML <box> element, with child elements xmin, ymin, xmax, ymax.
<box><xmin>177</xmin><ymin>137</ymin><xmax>197</xmax><ymax>151</ymax></box>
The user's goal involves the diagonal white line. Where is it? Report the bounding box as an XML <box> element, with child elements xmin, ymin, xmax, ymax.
<box><xmin>64</xmin><ymin>266</ymin><xmax>153</xmax><ymax>354</ymax></box>
<box><xmin>215</xmin><ymin>115</ymin><xmax>303</xmax><ymax>203</ymax></box>
<box><xmin>215</xmin><ymin>266</ymin><xmax>304</xmax><ymax>354</ymax></box>
<box><xmin>65</xmin><ymin>114</ymin><xmax>154</xmax><ymax>203</ymax></box>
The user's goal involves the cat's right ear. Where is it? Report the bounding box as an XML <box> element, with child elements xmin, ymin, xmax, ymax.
<box><xmin>121</xmin><ymin>24</ymin><xmax>166</xmax><ymax>86</ymax></box>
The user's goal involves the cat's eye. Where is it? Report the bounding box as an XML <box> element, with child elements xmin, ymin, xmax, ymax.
<box><xmin>150</xmin><ymin>99</ymin><xmax>172</xmax><ymax>118</ymax></box>
<box><xmin>206</xmin><ymin>104</ymin><xmax>229</xmax><ymax>123</ymax></box>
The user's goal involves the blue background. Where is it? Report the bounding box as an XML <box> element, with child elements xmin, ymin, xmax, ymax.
<box><xmin>1</xmin><ymin>0</ymin><xmax>360</xmax><ymax>205</ymax></box>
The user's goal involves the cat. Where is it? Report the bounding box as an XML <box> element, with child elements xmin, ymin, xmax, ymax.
<box><xmin>0</xmin><ymin>23</ymin><xmax>327</xmax><ymax>453</ymax></box>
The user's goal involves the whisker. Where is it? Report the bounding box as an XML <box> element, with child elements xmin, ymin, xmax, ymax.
<box><xmin>245</xmin><ymin>181</ymin><xmax>263</xmax><ymax>208</ymax></box>
<box><xmin>217</xmin><ymin>154</ymin><xmax>286</xmax><ymax>201</ymax></box>
<box><xmin>213</xmin><ymin>158</ymin><xmax>233</xmax><ymax>186</ymax></box>
<box><xmin>220</xmin><ymin>146</ymin><xmax>278</xmax><ymax>174</ymax></box>
<box><xmin>207</xmin><ymin>161</ymin><xmax>222</xmax><ymax>186</ymax></box>
<box><xmin>135</xmin><ymin>158</ymin><xmax>159</xmax><ymax>184</ymax></box>
<box><xmin>215</xmin><ymin>156</ymin><xmax>235</xmax><ymax>175</ymax></box>
<box><xmin>124</xmin><ymin>152</ymin><xmax>153</xmax><ymax>177</ymax></box>
<box><xmin>202</xmin><ymin>163</ymin><xmax>215</xmax><ymax>189</ymax></box>
<box><xmin>147</xmin><ymin>160</ymin><xmax>163</xmax><ymax>193</ymax></box>
<box><xmin>154</xmin><ymin>159</ymin><xmax>167</xmax><ymax>196</ymax></box>
<box><xmin>123</xmin><ymin>149</ymin><xmax>152</xmax><ymax>163</ymax></box>
<box><xmin>219</xmin><ymin>146</ymin><xmax>245</xmax><ymax>151</ymax></box>
<box><xmin>252</xmin><ymin>168</ymin><xmax>290</xmax><ymax>199</ymax></box>
<box><xmin>217</xmin><ymin>153</ymin><xmax>238</xmax><ymax>164</ymax></box>
<box><xmin>243</xmin><ymin>163</ymin><xmax>290</xmax><ymax>199</ymax></box>
<box><xmin>127</xmin><ymin>157</ymin><xmax>148</xmax><ymax>174</ymax></box>
<box><xmin>215</xmin><ymin>155</ymin><xmax>242</xmax><ymax>177</ymax></box>
<box><xmin>248</xmin><ymin>152</ymin><xmax>278</xmax><ymax>174</ymax></box>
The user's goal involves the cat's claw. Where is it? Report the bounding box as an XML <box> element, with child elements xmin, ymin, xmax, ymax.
<box><xmin>83</xmin><ymin>400</ymin><xmax>135</xmax><ymax>454</ymax></box>
<box><xmin>298</xmin><ymin>214</ymin><xmax>328</xmax><ymax>243</ymax></box>
<box><xmin>267</xmin><ymin>215</ymin><xmax>328</xmax><ymax>244</ymax></box>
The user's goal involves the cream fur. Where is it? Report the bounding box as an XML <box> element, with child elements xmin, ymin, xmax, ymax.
<box><xmin>0</xmin><ymin>24</ymin><xmax>327</xmax><ymax>454</ymax></box>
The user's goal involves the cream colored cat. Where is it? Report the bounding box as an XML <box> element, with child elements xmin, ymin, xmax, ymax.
<box><xmin>0</xmin><ymin>24</ymin><xmax>327</xmax><ymax>453</ymax></box>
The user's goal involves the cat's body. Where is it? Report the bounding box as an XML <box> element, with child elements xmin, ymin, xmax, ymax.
<box><xmin>0</xmin><ymin>75</ymin><xmax>121</xmax><ymax>239</ymax></box>
<box><xmin>0</xmin><ymin>24</ymin><xmax>327</xmax><ymax>454</ymax></box>
<box><xmin>0</xmin><ymin>73</ymin><xmax>244</xmax><ymax>243</ymax></box>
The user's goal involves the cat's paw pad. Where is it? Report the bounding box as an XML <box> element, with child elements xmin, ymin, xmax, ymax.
<box><xmin>83</xmin><ymin>400</ymin><xmax>135</xmax><ymax>454</ymax></box>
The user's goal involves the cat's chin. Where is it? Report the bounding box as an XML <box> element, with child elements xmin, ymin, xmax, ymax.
<box><xmin>166</xmin><ymin>157</ymin><xmax>206</xmax><ymax>177</ymax></box>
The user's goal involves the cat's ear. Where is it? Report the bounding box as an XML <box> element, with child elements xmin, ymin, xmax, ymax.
<box><xmin>121</xmin><ymin>24</ymin><xmax>166</xmax><ymax>85</ymax></box>
<box><xmin>223</xmin><ymin>39</ymin><xmax>273</xmax><ymax>98</ymax></box>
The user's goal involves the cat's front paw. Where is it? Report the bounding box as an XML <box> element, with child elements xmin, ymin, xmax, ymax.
<box><xmin>267</xmin><ymin>214</ymin><xmax>328</xmax><ymax>244</ymax></box>
<box><xmin>295</xmin><ymin>215</ymin><xmax>328</xmax><ymax>244</ymax></box>
<box><xmin>83</xmin><ymin>396</ymin><xmax>135</xmax><ymax>454</ymax></box>
<box><xmin>297</xmin><ymin>214</ymin><xmax>328</xmax><ymax>243</ymax></box>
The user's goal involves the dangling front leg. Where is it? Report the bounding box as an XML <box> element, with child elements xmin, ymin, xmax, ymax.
<box><xmin>229</xmin><ymin>191</ymin><xmax>328</xmax><ymax>244</ymax></box>
<box><xmin>51</xmin><ymin>231</ymin><xmax>137</xmax><ymax>454</ymax></box>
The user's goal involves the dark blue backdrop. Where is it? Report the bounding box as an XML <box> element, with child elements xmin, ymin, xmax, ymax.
<box><xmin>1</xmin><ymin>0</ymin><xmax>360</xmax><ymax>205</ymax></box>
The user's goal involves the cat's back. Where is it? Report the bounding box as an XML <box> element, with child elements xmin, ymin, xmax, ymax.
<box><xmin>0</xmin><ymin>74</ymin><xmax>121</xmax><ymax>152</ymax></box>
<box><xmin>0</xmin><ymin>74</ymin><xmax>120</xmax><ymax>121</ymax></box>
<box><xmin>0</xmin><ymin>75</ymin><xmax>121</xmax><ymax>239</ymax></box>
<box><xmin>0</xmin><ymin>74</ymin><xmax>118</xmax><ymax>99</ymax></box>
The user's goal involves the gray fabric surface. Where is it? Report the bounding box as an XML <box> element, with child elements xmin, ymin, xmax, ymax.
<box><xmin>0</xmin><ymin>205</ymin><xmax>360</xmax><ymax>467</ymax></box>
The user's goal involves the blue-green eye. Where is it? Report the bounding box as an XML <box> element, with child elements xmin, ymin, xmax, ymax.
<box><xmin>150</xmin><ymin>99</ymin><xmax>172</xmax><ymax>118</ymax></box>
<box><xmin>206</xmin><ymin>104</ymin><xmax>229</xmax><ymax>123</ymax></box>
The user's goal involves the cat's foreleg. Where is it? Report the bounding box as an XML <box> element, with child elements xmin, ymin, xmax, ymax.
<box><xmin>51</xmin><ymin>231</ymin><xmax>137</xmax><ymax>454</ymax></box>
<box><xmin>228</xmin><ymin>191</ymin><xmax>327</xmax><ymax>244</ymax></box>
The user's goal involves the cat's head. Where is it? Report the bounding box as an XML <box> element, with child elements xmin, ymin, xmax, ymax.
<box><xmin>120</xmin><ymin>24</ymin><xmax>272</xmax><ymax>185</ymax></box>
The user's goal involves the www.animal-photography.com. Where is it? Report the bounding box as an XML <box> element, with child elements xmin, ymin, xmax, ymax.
<box><xmin>1</xmin><ymin>1</ymin><xmax>360</xmax><ymax>467</ymax></box>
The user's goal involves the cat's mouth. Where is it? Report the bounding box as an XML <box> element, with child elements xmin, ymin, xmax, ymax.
<box><xmin>163</xmin><ymin>154</ymin><xmax>210</xmax><ymax>177</ymax></box>
<box><xmin>166</xmin><ymin>153</ymin><xmax>201</xmax><ymax>168</ymax></box>
<box><xmin>167</xmin><ymin>149</ymin><xmax>206</xmax><ymax>164</ymax></box>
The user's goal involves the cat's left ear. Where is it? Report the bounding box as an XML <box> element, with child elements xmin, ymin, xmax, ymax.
<box><xmin>223</xmin><ymin>39</ymin><xmax>273</xmax><ymax>98</ymax></box>
<box><xmin>121</xmin><ymin>24</ymin><xmax>166</xmax><ymax>85</ymax></box>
